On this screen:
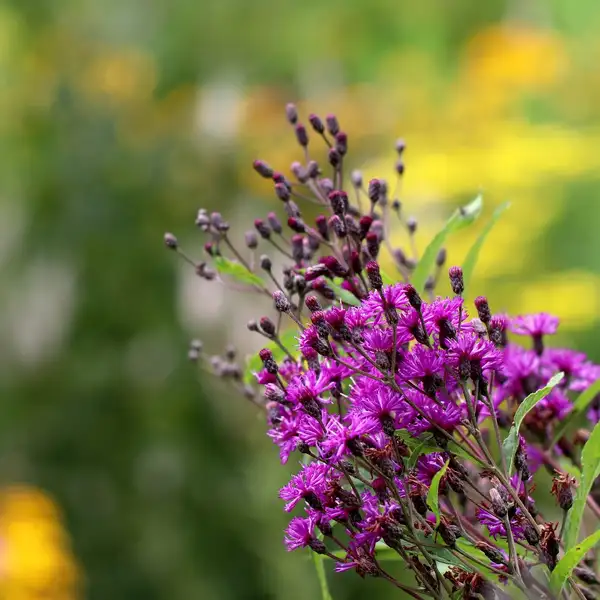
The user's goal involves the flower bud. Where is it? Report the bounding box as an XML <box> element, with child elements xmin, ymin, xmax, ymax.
<box><xmin>574</xmin><ymin>567</ymin><xmax>600</xmax><ymax>585</ymax></box>
<box><xmin>474</xmin><ymin>296</ymin><xmax>492</xmax><ymax>325</ymax></box>
<box><xmin>365</xmin><ymin>261</ymin><xmax>383</xmax><ymax>290</ymax></box>
<box><xmin>366</xmin><ymin>231</ymin><xmax>380</xmax><ymax>258</ymax></box>
<box><xmin>489</xmin><ymin>488</ymin><xmax>508</xmax><ymax>518</ymax></box>
<box><xmin>335</xmin><ymin>132</ymin><xmax>348</xmax><ymax>156</ymax></box>
<box><xmin>351</xmin><ymin>169</ymin><xmax>363</xmax><ymax>188</ymax></box>
<box><xmin>315</xmin><ymin>215</ymin><xmax>329</xmax><ymax>240</ymax></box>
<box><xmin>407</xmin><ymin>217</ymin><xmax>417</xmax><ymax>234</ymax></box>
<box><xmin>259</xmin><ymin>348</ymin><xmax>278</xmax><ymax>374</ymax></box>
<box><xmin>273</xmin><ymin>290</ymin><xmax>292</xmax><ymax>313</ymax></box>
<box><xmin>164</xmin><ymin>232</ymin><xmax>178</xmax><ymax>249</ymax></box>
<box><xmin>247</xmin><ymin>320</ymin><xmax>259</xmax><ymax>332</ymax></box>
<box><xmin>475</xmin><ymin>542</ymin><xmax>505</xmax><ymax>564</ymax></box>
<box><xmin>368</xmin><ymin>178</ymin><xmax>382</xmax><ymax>203</ymax></box>
<box><xmin>395</xmin><ymin>160</ymin><xmax>405</xmax><ymax>176</ymax></box>
<box><xmin>287</xmin><ymin>217</ymin><xmax>306</xmax><ymax>233</ymax></box>
<box><xmin>260</xmin><ymin>255</ymin><xmax>272</xmax><ymax>271</ymax></box>
<box><xmin>305</xmin><ymin>295</ymin><xmax>322</xmax><ymax>313</ymax></box>
<box><xmin>295</xmin><ymin>123</ymin><xmax>308</xmax><ymax>147</ymax></box>
<box><xmin>306</xmin><ymin>160</ymin><xmax>320</xmax><ymax>179</ymax></box>
<box><xmin>448</xmin><ymin>266</ymin><xmax>464</xmax><ymax>295</ymax></box>
<box><xmin>308</xmin><ymin>113</ymin><xmax>324</xmax><ymax>134</ymax></box>
<box><xmin>275</xmin><ymin>182</ymin><xmax>291</xmax><ymax>202</ymax></box>
<box><xmin>252</xmin><ymin>159</ymin><xmax>273</xmax><ymax>179</ymax></box>
<box><xmin>267</xmin><ymin>212</ymin><xmax>283</xmax><ymax>234</ymax></box>
<box><xmin>285</xmin><ymin>102</ymin><xmax>298</xmax><ymax>124</ymax></box>
<box><xmin>254</xmin><ymin>219</ymin><xmax>271</xmax><ymax>239</ymax></box>
<box><xmin>259</xmin><ymin>316</ymin><xmax>276</xmax><ymax>337</ymax></box>
<box><xmin>264</xmin><ymin>383</ymin><xmax>285</xmax><ymax>404</ymax></box>
<box><xmin>395</xmin><ymin>138</ymin><xmax>406</xmax><ymax>155</ymax></box>
<box><xmin>325</xmin><ymin>114</ymin><xmax>339</xmax><ymax>136</ymax></box>
<box><xmin>404</xmin><ymin>284</ymin><xmax>422</xmax><ymax>311</ymax></box>
<box><xmin>245</xmin><ymin>230</ymin><xmax>258</xmax><ymax>249</ymax></box>
<box><xmin>328</xmin><ymin>215</ymin><xmax>346</xmax><ymax>238</ymax></box>
<box><xmin>319</xmin><ymin>178</ymin><xmax>334</xmax><ymax>196</ymax></box>
<box><xmin>321</xmin><ymin>255</ymin><xmax>349</xmax><ymax>278</ymax></box>
<box><xmin>328</xmin><ymin>190</ymin><xmax>348</xmax><ymax>216</ymax></box>
<box><xmin>328</xmin><ymin>147</ymin><xmax>341</xmax><ymax>168</ymax></box>
<box><xmin>436</xmin><ymin>248</ymin><xmax>447</xmax><ymax>267</ymax></box>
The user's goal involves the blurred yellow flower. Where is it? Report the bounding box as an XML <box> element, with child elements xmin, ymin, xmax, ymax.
<box><xmin>0</xmin><ymin>486</ymin><xmax>80</xmax><ymax>600</ymax></box>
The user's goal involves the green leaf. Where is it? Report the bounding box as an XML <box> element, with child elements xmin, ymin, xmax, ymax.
<box><xmin>311</xmin><ymin>552</ymin><xmax>333</xmax><ymax>600</ymax></box>
<box><xmin>407</xmin><ymin>438</ymin><xmax>441</xmax><ymax>470</ymax></box>
<box><xmin>550</xmin><ymin>529</ymin><xmax>600</xmax><ymax>594</ymax></box>
<box><xmin>427</xmin><ymin>460</ymin><xmax>450</xmax><ymax>526</ymax></box>
<box><xmin>552</xmin><ymin>378</ymin><xmax>600</xmax><ymax>446</ymax></box>
<box><xmin>502</xmin><ymin>372</ymin><xmax>564</xmax><ymax>474</ymax></box>
<box><xmin>447</xmin><ymin>441</ymin><xmax>486</xmax><ymax>467</ymax></box>
<box><xmin>461</xmin><ymin>202</ymin><xmax>510</xmax><ymax>296</ymax></box>
<box><xmin>214</xmin><ymin>256</ymin><xmax>265</xmax><ymax>287</ymax></box>
<box><xmin>328</xmin><ymin>280</ymin><xmax>361</xmax><ymax>307</ymax></box>
<box><xmin>411</xmin><ymin>195</ymin><xmax>483</xmax><ymax>292</ymax></box>
<box><xmin>243</xmin><ymin>328</ymin><xmax>299</xmax><ymax>384</ymax></box>
<box><xmin>564</xmin><ymin>421</ymin><xmax>600</xmax><ymax>550</ymax></box>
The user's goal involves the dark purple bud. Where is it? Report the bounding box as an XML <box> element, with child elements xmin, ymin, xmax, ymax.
<box><xmin>204</xmin><ymin>241</ymin><xmax>218</xmax><ymax>257</ymax></box>
<box><xmin>306</xmin><ymin>160</ymin><xmax>320</xmax><ymax>179</ymax></box>
<box><xmin>254</xmin><ymin>219</ymin><xmax>271</xmax><ymax>239</ymax></box>
<box><xmin>489</xmin><ymin>315</ymin><xmax>508</xmax><ymax>347</ymax></box>
<box><xmin>315</xmin><ymin>215</ymin><xmax>329</xmax><ymax>240</ymax></box>
<box><xmin>366</xmin><ymin>261</ymin><xmax>383</xmax><ymax>290</ymax></box>
<box><xmin>304</xmin><ymin>264</ymin><xmax>329</xmax><ymax>282</ymax></box>
<box><xmin>273</xmin><ymin>290</ymin><xmax>292</xmax><ymax>313</ymax></box>
<box><xmin>350</xmin><ymin>250</ymin><xmax>362</xmax><ymax>274</ymax></box>
<box><xmin>328</xmin><ymin>190</ymin><xmax>348</xmax><ymax>216</ymax></box>
<box><xmin>395</xmin><ymin>138</ymin><xmax>406</xmax><ymax>155</ymax></box>
<box><xmin>267</xmin><ymin>212</ymin><xmax>283</xmax><ymax>234</ymax></box>
<box><xmin>359</xmin><ymin>215</ymin><xmax>373</xmax><ymax>239</ymax></box>
<box><xmin>368</xmin><ymin>178</ymin><xmax>381</xmax><ymax>203</ymax></box>
<box><xmin>247</xmin><ymin>320</ymin><xmax>259</xmax><ymax>332</ymax></box>
<box><xmin>574</xmin><ymin>567</ymin><xmax>600</xmax><ymax>585</ymax></box>
<box><xmin>325</xmin><ymin>114</ymin><xmax>339</xmax><ymax>136</ymax></box>
<box><xmin>285</xmin><ymin>102</ymin><xmax>298</xmax><ymax>124</ymax></box>
<box><xmin>311</xmin><ymin>277</ymin><xmax>336</xmax><ymax>301</ymax></box>
<box><xmin>305</xmin><ymin>295</ymin><xmax>322</xmax><ymax>313</ymax></box>
<box><xmin>295</xmin><ymin>123</ymin><xmax>309</xmax><ymax>147</ymax></box>
<box><xmin>448</xmin><ymin>266</ymin><xmax>464</xmax><ymax>295</ymax></box>
<box><xmin>284</xmin><ymin>200</ymin><xmax>301</xmax><ymax>218</ymax></box>
<box><xmin>391</xmin><ymin>199</ymin><xmax>401</xmax><ymax>212</ymax></box>
<box><xmin>291</xmin><ymin>234</ymin><xmax>304</xmax><ymax>264</ymax></box>
<box><xmin>335</xmin><ymin>131</ymin><xmax>348</xmax><ymax>156</ymax></box>
<box><xmin>404</xmin><ymin>284</ymin><xmax>422</xmax><ymax>310</ymax></box>
<box><xmin>275</xmin><ymin>182</ymin><xmax>291</xmax><ymax>202</ymax></box>
<box><xmin>436</xmin><ymin>248</ymin><xmax>447</xmax><ymax>267</ymax></box>
<box><xmin>164</xmin><ymin>232</ymin><xmax>178</xmax><ymax>249</ymax></box>
<box><xmin>395</xmin><ymin>160</ymin><xmax>405</xmax><ymax>176</ymax></box>
<box><xmin>259</xmin><ymin>348</ymin><xmax>278</xmax><ymax>374</ymax></box>
<box><xmin>328</xmin><ymin>147</ymin><xmax>341</xmax><ymax>168</ymax></box>
<box><xmin>366</xmin><ymin>231</ymin><xmax>380</xmax><ymax>258</ymax></box>
<box><xmin>474</xmin><ymin>296</ymin><xmax>492</xmax><ymax>325</ymax></box>
<box><xmin>253</xmin><ymin>159</ymin><xmax>274</xmax><ymax>179</ymax></box>
<box><xmin>351</xmin><ymin>170</ymin><xmax>363</xmax><ymax>188</ymax></box>
<box><xmin>195</xmin><ymin>209</ymin><xmax>210</xmax><ymax>229</ymax></box>
<box><xmin>407</xmin><ymin>217</ymin><xmax>417</xmax><ymax>234</ymax></box>
<box><xmin>344</xmin><ymin>215</ymin><xmax>359</xmax><ymax>237</ymax></box>
<box><xmin>475</xmin><ymin>542</ymin><xmax>505</xmax><ymax>564</ymax></box>
<box><xmin>245</xmin><ymin>230</ymin><xmax>259</xmax><ymax>249</ymax></box>
<box><xmin>308</xmin><ymin>113</ymin><xmax>324</xmax><ymax>134</ymax></box>
<box><xmin>259</xmin><ymin>255</ymin><xmax>272</xmax><ymax>271</ymax></box>
<box><xmin>259</xmin><ymin>316</ymin><xmax>276</xmax><ymax>337</ymax></box>
<box><xmin>287</xmin><ymin>217</ymin><xmax>306</xmax><ymax>233</ymax></box>
<box><xmin>321</xmin><ymin>255</ymin><xmax>349</xmax><ymax>278</ymax></box>
<box><xmin>328</xmin><ymin>214</ymin><xmax>346</xmax><ymax>238</ymax></box>
<box><xmin>311</xmin><ymin>311</ymin><xmax>331</xmax><ymax>338</ymax></box>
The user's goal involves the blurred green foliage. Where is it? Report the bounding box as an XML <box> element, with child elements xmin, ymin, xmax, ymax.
<box><xmin>1</xmin><ymin>1</ymin><xmax>600</xmax><ymax>599</ymax></box>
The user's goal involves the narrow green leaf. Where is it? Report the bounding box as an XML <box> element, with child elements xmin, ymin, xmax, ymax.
<box><xmin>447</xmin><ymin>441</ymin><xmax>486</xmax><ymax>467</ymax></box>
<box><xmin>564</xmin><ymin>421</ymin><xmax>600</xmax><ymax>550</ymax></box>
<box><xmin>461</xmin><ymin>202</ymin><xmax>510</xmax><ymax>296</ymax></box>
<box><xmin>311</xmin><ymin>552</ymin><xmax>333</xmax><ymax>600</ymax></box>
<box><xmin>502</xmin><ymin>372</ymin><xmax>564</xmax><ymax>474</ymax></box>
<box><xmin>329</xmin><ymin>280</ymin><xmax>361</xmax><ymax>307</ymax></box>
<box><xmin>411</xmin><ymin>195</ymin><xmax>483</xmax><ymax>292</ymax></box>
<box><xmin>427</xmin><ymin>460</ymin><xmax>450</xmax><ymax>526</ymax></box>
<box><xmin>552</xmin><ymin>378</ymin><xmax>600</xmax><ymax>446</ymax></box>
<box><xmin>407</xmin><ymin>439</ymin><xmax>441</xmax><ymax>470</ymax></box>
<box><xmin>214</xmin><ymin>256</ymin><xmax>265</xmax><ymax>287</ymax></box>
<box><xmin>550</xmin><ymin>529</ymin><xmax>600</xmax><ymax>594</ymax></box>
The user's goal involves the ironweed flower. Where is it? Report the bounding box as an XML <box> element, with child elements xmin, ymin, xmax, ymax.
<box><xmin>164</xmin><ymin>103</ymin><xmax>600</xmax><ymax>598</ymax></box>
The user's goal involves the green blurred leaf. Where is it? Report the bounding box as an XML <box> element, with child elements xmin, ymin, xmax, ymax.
<box><xmin>214</xmin><ymin>256</ymin><xmax>265</xmax><ymax>287</ymax></box>
<box><xmin>412</xmin><ymin>195</ymin><xmax>483</xmax><ymax>292</ymax></box>
<box><xmin>427</xmin><ymin>460</ymin><xmax>449</xmax><ymax>526</ymax></box>
<box><xmin>329</xmin><ymin>280</ymin><xmax>361</xmax><ymax>307</ymax></box>
<box><xmin>311</xmin><ymin>552</ymin><xmax>333</xmax><ymax>600</ymax></box>
<box><xmin>502</xmin><ymin>372</ymin><xmax>564</xmax><ymax>474</ymax></box>
<box><xmin>550</xmin><ymin>529</ymin><xmax>600</xmax><ymax>594</ymax></box>
<box><xmin>564</xmin><ymin>421</ymin><xmax>600</xmax><ymax>550</ymax></box>
<box><xmin>461</xmin><ymin>202</ymin><xmax>510</xmax><ymax>296</ymax></box>
<box><xmin>552</xmin><ymin>378</ymin><xmax>600</xmax><ymax>446</ymax></box>
<box><xmin>407</xmin><ymin>438</ymin><xmax>441</xmax><ymax>469</ymax></box>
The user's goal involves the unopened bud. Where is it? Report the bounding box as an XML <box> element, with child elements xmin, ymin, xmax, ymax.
<box><xmin>448</xmin><ymin>266</ymin><xmax>464</xmax><ymax>295</ymax></box>
<box><xmin>315</xmin><ymin>215</ymin><xmax>329</xmax><ymax>240</ymax></box>
<box><xmin>474</xmin><ymin>296</ymin><xmax>492</xmax><ymax>325</ymax></box>
<box><xmin>321</xmin><ymin>255</ymin><xmax>348</xmax><ymax>278</ymax></box>
<box><xmin>436</xmin><ymin>248</ymin><xmax>447</xmax><ymax>267</ymax></box>
<box><xmin>259</xmin><ymin>317</ymin><xmax>276</xmax><ymax>337</ymax></box>
<box><xmin>254</xmin><ymin>219</ymin><xmax>271</xmax><ymax>239</ymax></box>
<box><xmin>287</xmin><ymin>217</ymin><xmax>306</xmax><ymax>233</ymax></box>
<box><xmin>574</xmin><ymin>567</ymin><xmax>600</xmax><ymax>585</ymax></box>
<box><xmin>245</xmin><ymin>231</ymin><xmax>259</xmax><ymax>249</ymax></box>
<box><xmin>328</xmin><ymin>215</ymin><xmax>346</xmax><ymax>238</ymax></box>
<box><xmin>285</xmin><ymin>103</ymin><xmax>298</xmax><ymax>124</ymax></box>
<box><xmin>267</xmin><ymin>212</ymin><xmax>283</xmax><ymax>234</ymax></box>
<box><xmin>325</xmin><ymin>114</ymin><xmax>339</xmax><ymax>136</ymax></box>
<box><xmin>489</xmin><ymin>488</ymin><xmax>508</xmax><ymax>518</ymax></box>
<box><xmin>247</xmin><ymin>320</ymin><xmax>259</xmax><ymax>332</ymax></box>
<box><xmin>368</xmin><ymin>179</ymin><xmax>382</xmax><ymax>203</ymax></box>
<box><xmin>395</xmin><ymin>160</ymin><xmax>405</xmax><ymax>176</ymax></box>
<box><xmin>366</xmin><ymin>231</ymin><xmax>380</xmax><ymax>258</ymax></box>
<box><xmin>404</xmin><ymin>284</ymin><xmax>422</xmax><ymax>311</ymax></box>
<box><xmin>260</xmin><ymin>255</ymin><xmax>272</xmax><ymax>271</ymax></box>
<box><xmin>264</xmin><ymin>383</ymin><xmax>286</xmax><ymax>404</ymax></box>
<box><xmin>328</xmin><ymin>190</ymin><xmax>348</xmax><ymax>216</ymax></box>
<box><xmin>335</xmin><ymin>132</ymin><xmax>348</xmax><ymax>156</ymax></box>
<box><xmin>305</xmin><ymin>295</ymin><xmax>322</xmax><ymax>313</ymax></box>
<box><xmin>164</xmin><ymin>232</ymin><xmax>178</xmax><ymax>249</ymax></box>
<box><xmin>308</xmin><ymin>113</ymin><xmax>324</xmax><ymax>134</ymax></box>
<box><xmin>253</xmin><ymin>159</ymin><xmax>274</xmax><ymax>179</ymax></box>
<box><xmin>306</xmin><ymin>160</ymin><xmax>320</xmax><ymax>179</ymax></box>
<box><xmin>273</xmin><ymin>290</ymin><xmax>292</xmax><ymax>313</ymax></box>
<box><xmin>475</xmin><ymin>542</ymin><xmax>505</xmax><ymax>564</ymax></box>
<box><xmin>407</xmin><ymin>217</ymin><xmax>417</xmax><ymax>234</ymax></box>
<box><xmin>295</xmin><ymin>123</ymin><xmax>309</xmax><ymax>147</ymax></box>
<box><xmin>275</xmin><ymin>182</ymin><xmax>291</xmax><ymax>202</ymax></box>
<box><xmin>395</xmin><ymin>139</ymin><xmax>406</xmax><ymax>155</ymax></box>
<box><xmin>328</xmin><ymin>148</ymin><xmax>341</xmax><ymax>168</ymax></box>
<box><xmin>365</xmin><ymin>261</ymin><xmax>383</xmax><ymax>290</ymax></box>
<box><xmin>351</xmin><ymin>170</ymin><xmax>363</xmax><ymax>188</ymax></box>
<box><xmin>319</xmin><ymin>178</ymin><xmax>334</xmax><ymax>196</ymax></box>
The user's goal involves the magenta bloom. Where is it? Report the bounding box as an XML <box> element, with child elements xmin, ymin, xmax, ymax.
<box><xmin>511</xmin><ymin>313</ymin><xmax>559</xmax><ymax>337</ymax></box>
<box><xmin>360</xmin><ymin>284</ymin><xmax>409</xmax><ymax>324</ymax></box>
<box><xmin>284</xmin><ymin>516</ymin><xmax>317</xmax><ymax>551</ymax></box>
<box><xmin>279</xmin><ymin>462</ymin><xmax>332</xmax><ymax>512</ymax></box>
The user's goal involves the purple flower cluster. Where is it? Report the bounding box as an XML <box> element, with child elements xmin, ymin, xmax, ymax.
<box><xmin>166</xmin><ymin>103</ymin><xmax>600</xmax><ymax>597</ymax></box>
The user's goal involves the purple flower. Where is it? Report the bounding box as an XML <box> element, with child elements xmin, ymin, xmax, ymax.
<box><xmin>267</xmin><ymin>408</ymin><xmax>302</xmax><ymax>464</ymax></box>
<box><xmin>284</xmin><ymin>516</ymin><xmax>317</xmax><ymax>551</ymax></box>
<box><xmin>360</xmin><ymin>284</ymin><xmax>409</xmax><ymax>324</ymax></box>
<box><xmin>511</xmin><ymin>313</ymin><xmax>559</xmax><ymax>337</ymax></box>
<box><xmin>403</xmin><ymin>390</ymin><xmax>463</xmax><ymax>435</ymax></box>
<box><xmin>321</xmin><ymin>415</ymin><xmax>372</xmax><ymax>462</ymax></box>
<box><xmin>424</xmin><ymin>296</ymin><xmax>466</xmax><ymax>334</ymax></box>
<box><xmin>286</xmin><ymin>371</ymin><xmax>334</xmax><ymax>406</ymax></box>
<box><xmin>398</xmin><ymin>345</ymin><xmax>445</xmax><ymax>383</ymax></box>
<box><xmin>279</xmin><ymin>462</ymin><xmax>331</xmax><ymax>512</ymax></box>
<box><xmin>477</xmin><ymin>508</ymin><xmax>525</xmax><ymax>541</ymax></box>
<box><xmin>415</xmin><ymin>453</ymin><xmax>447</xmax><ymax>485</ymax></box>
<box><xmin>446</xmin><ymin>332</ymin><xmax>503</xmax><ymax>379</ymax></box>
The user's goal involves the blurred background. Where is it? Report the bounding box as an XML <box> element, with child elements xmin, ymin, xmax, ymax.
<box><xmin>1</xmin><ymin>0</ymin><xmax>600</xmax><ymax>598</ymax></box>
